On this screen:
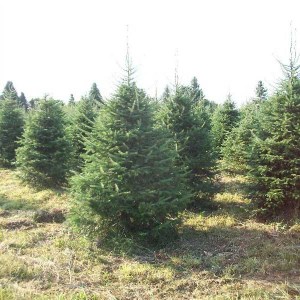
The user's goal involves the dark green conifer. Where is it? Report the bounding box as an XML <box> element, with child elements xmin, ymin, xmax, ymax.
<box><xmin>16</xmin><ymin>99</ymin><xmax>70</xmax><ymax>187</ymax></box>
<box><xmin>161</xmin><ymin>85</ymin><xmax>214</xmax><ymax>196</ymax></box>
<box><xmin>255</xmin><ymin>80</ymin><xmax>268</xmax><ymax>101</ymax></box>
<box><xmin>29</xmin><ymin>98</ymin><xmax>38</xmax><ymax>110</ymax></box>
<box><xmin>89</xmin><ymin>83</ymin><xmax>104</xmax><ymax>106</ymax></box>
<box><xmin>71</xmin><ymin>66</ymin><xmax>191</xmax><ymax>241</ymax></box>
<box><xmin>68</xmin><ymin>94</ymin><xmax>75</xmax><ymax>106</ymax></box>
<box><xmin>211</xmin><ymin>94</ymin><xmax>239</xmax><ymax>156</ymax></box>
<box><xmin>69</xmin><ymin>96</ymin><xmax>97</xmax><ymax>170</ymax></box>
<box><xmin>0</xmin><ymin>99</ymin><xmax>24</xmax><ymax>166</ymax></box>
<box><xmin>250</xmin><ymin>54</ymin><xmax>300</xmax><ymax>216</ymax></box>
<box><xmin>18</xmin><ymin>92</ymin><xmax>28</xmax><ymax>111</ymax></box>
<box><xmin>161</xmin><ymin>85</ymin><xmax>171</xmax><ymax>102</ymax></box>
<box><xmin>190</xmin><ymin>76</ymin><xmax>204</xmax><ymax>104</ymax></box>
<box><xmin>1</xmin><ymin>81</ymin><xmax>18</xmax><ymax>103</ymax></box>
<box><xmin>221</xmin><ymin>101</ymin><xmax>262</xmax><ymax>173</ymax></box>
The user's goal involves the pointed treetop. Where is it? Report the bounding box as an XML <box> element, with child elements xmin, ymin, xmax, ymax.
<box><xmin>255</xmin><ymin>81</ymin><xmax>268</xmax><ymax>101</ymax></box>
<box><xmin>225</xmin><ymin>93</ymin><xmax>233</xmax><ymax>103</ymax></box>
<box><xmin>69</xmin><ymin>94</ymin><xmax>75</xmax><ymax>106</ymax></box>
<box><xmin>279</xmin><ymin>27</ymin><xmax>300</xmax><ymax>82</ymax></box>
<box><xmin>19</xmin><ymin>92</ymin><xmax>29</xmax><ymax>111</ymax></box>
<box><xmin>89</xmin><ymin>83</ymin><xmax>104</xmax><ymax>105</ymax></box>
<box><xmin>2</xmin><ymin>81</ymin><xmax>18</xmax><ymax>102</ymax></box>
<box><xmin>190</xmin><ymin>76</ymin><xmax>204</xmax><ymax>103</ymax></box>
<box><xmin>191</xmin><ymin>76</ymin><xmax>199</xmax><ymax>90</ymax></box>
<box><xmin>174</xmin><ymin>48</ymin><xmax>179</xmax><ymax>90</ymax></box>
<box><xmin>223</xmin><ymin>93</ymin><xmax>239</xmax><ymax>117</ymax></box>
<box><xmin>122</xmin><ymin>24</ymin><xmax>135</xmax><ymax>85</ymax></box>
<box><xmin>162</xmin><ymin>85</ymin><xmax>171</xmax><ymax>102</ymax></box>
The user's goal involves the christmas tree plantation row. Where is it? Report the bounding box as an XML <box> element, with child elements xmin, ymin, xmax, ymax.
<box><xmin>0</xmin><ymin>58</ymin><xmax>299</xmax><ymax>242</ymax></box>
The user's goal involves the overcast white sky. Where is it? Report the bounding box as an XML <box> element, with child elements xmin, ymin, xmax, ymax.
<box><xmin>0</xmin><ymin>0</ymin><xmax>300</xmax><ymax>105</ymax></box>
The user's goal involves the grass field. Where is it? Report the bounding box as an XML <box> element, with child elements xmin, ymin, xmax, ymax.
<box><xmin>0</xmin><ymin>168</ymin><xmax>299</xmax><ymax>299</ymax></box>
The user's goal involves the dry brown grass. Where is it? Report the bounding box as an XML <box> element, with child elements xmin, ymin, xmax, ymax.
<box><xmin>0</xmin><ymin>169</ymin><xmax>299</xmax><ymax>299</ymax></box>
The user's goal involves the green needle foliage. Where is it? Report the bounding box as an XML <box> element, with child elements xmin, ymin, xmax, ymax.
<box><xmin>18</xmin><ymin>92</ymin><xmax>28</xmax><ymax>111</ymax></box>
<box><xmin>1</xmin><ymin>81</ymin><xmax>19</xmax><ymax>103</ymax></box>
<box><xmin>160</xmin><ymin>85</ymin><xmax>214</xmax><ymax>200</ymax></box>
<box><xmin>69</xmin><ymin>97</ymin><xmax>97</xmax><ymax>170</ymax></box>
<box><xmin>211</xmin><ymin>94</ymin><xmax>239</xmax><ymax>156</ymax></box>
<box><xmin>0</xmin><ymin>99</ymin><xmax>24</xmax><ymax>167</ymax></box>
<box><xmin>190</xmin><ymin>76</ymin><xmax>205</xmax><ymax>104</ymax></box>
<box><xmin>255</xmin><ymin>80</ymin><xmax>268</xmax><ymax>102</ymax></box>
<box><xmin>71</xmin><ymin>77</ymin><xmax>192</xmax><ymax>243</ymax></box>
<box><xmin>161</xmin><ymin>85</ymin><xmax>171</xmax><ymax>102</ymax></box>
<box><xmin>16</xmin><ymin>99</ymin><xmax>71</xmax><ymax>187</ymax></box>
<box><xmin>250</xmin><ymin>56</ymin><xmax>300</xmax><ymax>217</ymax></box>
<box><xmin>89</xmin><ymin>82</ymin><xmax>104</xmax><ymax>106</ymax></box>
<box><xmin>68</xmin><ymin>94</ymin><xmax>75</xmax><ymax>106</ymax></box>
<box><xmin>221</xmin><ymin>101</ymin><xmax>263</xmax><ymax>173</ymax></box>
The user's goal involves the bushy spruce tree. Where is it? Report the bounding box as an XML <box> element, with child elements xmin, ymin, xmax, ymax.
<box><xmin>71</xmin><ymin>73</ymin><xmax>191</xmax><ymax>242</ymax></box>
<box><xmin>18</xmin><ymin>92</ymin><xmax>28</xmax><ymax>111</ymax></box>
<box><xmin>161</xmin><ymin>85</ymin><xmax>214</xmax><ymax>196</ymax></box>
<box><xmin>0</xmin><ymin>99</ymin><xmax>24</xmax><ymax>166</ymax></box>
<box><xmin>29</xmin><ymin>98</ymin><xmax>40</xmax><ymax>110</ymax></box>
<box><xmin>221</xmin><ymin>101</ymin><xmax>262</xmax><ymax>173</ymax></box>
<box><xmin>221</xmin><ymin>82</ymin><xmax>267</xmax><ymax>173</ymax></box>
<box><xmin>69</xmin><ymin>97</ymin><xmax>97</xmax><ymax>170</ymax></box>
<box><xmin>68</xmin><ymin>94</ymin><xmax>75</xmax><ymax>106</ymax></box>
<box><xmin>16</xmin><ymin>99</ymin><xmax>70</xmax><ymax>187</ymax></box>
<box><xmin>250</xmin><ymin>56</ymin><xmax>300</xmax><ymax>216</ymax></box>
<box><xmin>211</xmin><ymin>94</ymin><xmax>239</xmax><ymax>156</ymax></box>
<box><xmin>255</xmin><ymin>80</ymin><xmax>268</xmax><ymax>102</ymax></box>
<box><xmin>1</xmin><ymin>81</ymin><xmax>19</xmax><ymax>103</ymax></box>
<box><xmin>89</xmin><ymin>83</ymin><xmax>104</xmax><ymax>106</ymax></box>
<box><xmin>190</xmin><ymin>76</ymin><xmax>204</xmax><ymax>104</ymax></box>
<box><xmin>161</xmin><ymin>85</ymin><xmax>171</xmax><ymax>102</ymax></box>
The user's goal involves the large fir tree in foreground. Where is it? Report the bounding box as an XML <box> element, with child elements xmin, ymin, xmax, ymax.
<box><xmin>16</xmin><ymin>99</ymin><xmax>70</xmax><ymax>187</ymax></box>
<box><xmin>250</xmin><ymin>54</ymin><xmax>300</xmax><ymax>216</ymax></box>
<box><xmin>71</xmin><ymin>68</ymin><xmax>192</xmax><ymax>242</ymax></box>
<box><xmin>0</xmin><ymin>99</ymin><xmax>24</xmax><ymax>166</ymax></box>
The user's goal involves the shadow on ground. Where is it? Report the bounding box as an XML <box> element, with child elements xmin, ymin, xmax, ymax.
<box><xmin>0</xmin><ymin>195</ymin><xmax>36</xmax><ymax>211</ymax></box>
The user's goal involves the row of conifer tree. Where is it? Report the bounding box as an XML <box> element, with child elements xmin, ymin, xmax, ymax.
<box><xmin>0</xmin><ymin>55</ymin><xmax>299</xmax><ymax>242</ymax></box>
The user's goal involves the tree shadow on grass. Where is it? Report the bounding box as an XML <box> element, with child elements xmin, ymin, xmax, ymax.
<box><xmin>0</xmin><ymin>195</ymin><xmax>36</xmax><ymax>211</ymax></box>
<box><xmin>134</xmin><ymin>223</ymin><xmax>299</xmax><ymax>285</ymax></box>
<box><xmin>178</xmin><ymin>225</ymin><xmax>298</xmax><ymax>282</ymax></box>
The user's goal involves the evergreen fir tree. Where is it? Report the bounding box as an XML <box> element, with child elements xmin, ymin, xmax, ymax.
<box><xmin>0</xmin><ymin>99</ymin><xmax>24</xmax><ymax>166</ymax></box>
<box><xmin>16</xmin><ymin>99</ymin><xmax>70</xmax><ymax>187</ymax></box>
<box><xmin>29</xmin><ymin>98</ymin><xmax>38</xmax><ymax>110</ymax></box>
<box><xmin>68</xmin><ymin>94</ymin><xmax>75</xmax><ymax>106</ymax></box>
<box><xmin>89</xmin><ymin>83</ymin><xmax>104</xmax><ymax>106</ymax></box>
<box><xmin>211</xmin><ymin>94</ymin><xmax>239</xmax><ymax>155</ymax></box>
<box><xmin>221</xmin><ymin>101</ymin><xmax>262</xmax><ymax>173</ymax></box>
<box><xmin>69</xmin><ymin>96</ymin><xmax>97</xmax><ymax>170</ymax></box>
<box><xmin>19</xmin><ymin>92</ymin><xmax>28</xmax><ymax>111</ymax></box>
<box><xmin>255</xmin><ymin>80</ymin><xmax>268</xmax><ymax>101</ymax></box>
<box><xmin>250</xmin><ymin>54</ymin><xmax>300</xmax><ymax>216</ymax></box>
<box><xmin>161</xmin><ymin>85</ymin><xmax>171</xmax><ymax>102</ymax></box>
<box><xmin>1</xmin><ymin>81</ymin><xmax>19</xmax><ymax>103</ymax></box>
<box><xmin>71</xmin><ymin>71</ymin><xmax>191</xmax><ymax>242</ymax></box>
<box><xmin>161</xmin><ymin>85</ymin><xmax>214</xmax><ymax>194</ymax></box>
<box><xmin>190</xmin><ymin>76</ymin><xmax>204</xmax><ymax>104</ymax></box>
